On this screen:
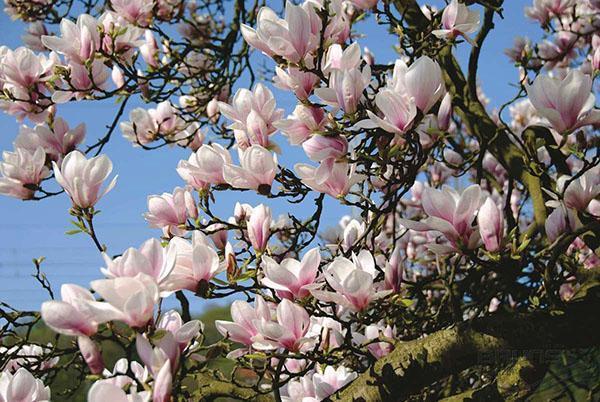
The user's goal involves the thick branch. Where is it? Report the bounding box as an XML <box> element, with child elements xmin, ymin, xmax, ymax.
<box><xmin>331</xmin><ymin>299</ymin><xmax>599</xmax><ymax>401</ymax></box>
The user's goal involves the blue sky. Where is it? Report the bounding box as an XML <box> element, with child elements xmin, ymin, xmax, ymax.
<box><xmin>0</xmin><ymin>0</ymin><xmax>539</xmax><ymax>311</ymax></box>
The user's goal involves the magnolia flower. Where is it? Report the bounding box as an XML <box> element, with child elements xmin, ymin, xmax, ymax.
<box><xmin>315</xmin><ymin>65</ymin><xmax>371</xmax><ymax>114</ymax></box>
<box><xmin>302</xmin><ymin>135</ymin><xmax>348</xmax><ymax>161</ymax></box>
<box><xmin>218</xmin><ymin>84</ymin><xmax>284</xmax><ymax>149</ymax></box>
<box><xmin>261</xmin><ymin>248</ymin><xmax>320</xmax><ymax>299</ymax></box>
<box><xmin>22</xmin><ymin>22</ymin><xmax>49</xmax><ymax>52</ymax></box>
<box><xmin>144</xmin><ymin>186</ymin><xmax>198</xmax><ymax>237</ymax></box>
<box><xmin>432</xmin><ymin>0</ymin><xmax>481</xmax><ymax>43</ymax></box>
<box><xmin>41</xmin><ymin>284</ymin><xmax>102</xmax><ymax>336</ymax></box>
<box><xmin>162</xmin><ymin>231</ymin><xmax>223</xmax><ymax>292</ymax></box>
<box><xmin>274</xmin><ymin>65</ymin><xmax>320</xmax><ymax>100</ymax></box>
<box><xmin>556</xmin><ymin>167</ymin><xmax>600</xmax><ymax>211</ymax></box>
<box><xmin>140</xmin><ymin>30</ymin><xmax>159</xmax><ymax>67</ymax></box>
<box><xmin>526</xmin><ymin>70</ymin><xmax>600</xmax><ymax>133</ymax></box>
<box><xmin>101</xmin><ymin>238</ymin><xmax>177</xmax><ymax>295</ymax></box>
<box><xmin>52</xmin><ymin>151</ymin><xmax>117</xmax><ymax>209</ymax></box>
<box><xmin>51</xmin><ymin>60</ymin><xmax>110</xmax><ymax>103</ymax></box>
<box><xmin>157</xmin><ymin>310</ymin><xmax>203</xmax><ymax>352</ymax></box>
<box><xmin>0</xmin><ymin>368</ymin><xmax>50</xmax><ymax>402</ymax></box>
<box><xmin>89</xmin><ymin>273</ymin><xmax>160</xmax><ymax>328</ymax></box>
<box><xmin>136</xmin><ymin>333</ymin><xmax>178</xmax><ymax>377</ymax></box>
<box><xmin>78</xmin><ymin>336</ymin><xmax>104</xmax><ymax>374</ymax></box>
<box><xmin>321</xmin><ymin>42</ymin><xmax>362</xmax><ymax>76</ymax></box>
<box><xmin>99</xmin><ymin>12</ymin><xmax>144</xmax><ymax>60</ymax></box>
<box><xmin>525</xmin><ymin>0</ymin><xmax>575</xmax><ymax>23</ymax></box>
<box><xmin>362</xmin><ymin>89</ymin><xmax>417</xmax><ymax>134</ymax></box>
<box><xmin>477</xmin><ymin>197</ymin><xmax>504</xmax><ymax>252</ymax></box>
<box><xmin>313</xmin><ymin>366</ymin><xmax>358</xmax><ymax>400</ymax></box>
<box><xmin>545</xmin><ymin>205</ymin><xmax>578</xmax><ymax>243</ymax></box>
<box><xmin>342</xmin><ymin>219</ymin><xmax>366</xmax><ymax>252</ymax></box>
<box><xmin>0</xmin><ymin>46</ymin><xmax>56</xmax><ymax>89</ymax></box>
<box><xmin>383</xmin><ymin>246</ymin><xmax>403</xmax><ymax>293</ymax></box>
<box><xmin>120</xmin><ymin>101</ymin><xmax>186</xmax><ymax>145</ymax></box>
<box><xmin>353</xmin><ymin>323</ymin><xmax>396</xmax><ymax>359</ymax></box>
<box><xmin>176</xmin><ymin>144</ymin><xmax>232</xmax><ymax>190</ymax></box>
<box><xmin>398</xmin><ymin>184</ymin><xmax>483</xmax><ymax>253</ymax></box>
<box><xmin>215</xmin><ymin>296</ymin><xmax>271</xmax><ymax>354</ymax></box>
<box><xmin>248</xmin><ymin>204</ymin><xmax>272</xmax><ymax>252</ymax></box>
<box><xmin>295</xmin><ymin>159</ymin><xmax>365</xmax><ymax>198</ymax></box>
<box><xmin>110</xmin><ymin>0</ymin><xmax>154</xmax><ymax>26</ymax></box>
<box><xmin>274</xmin><ymin>105</ymin><xmax>327</xmax><ymax>145</ymax></box>
<box><xmin>223</xmin><ymin>145</ymin><xmax>277</xmax><ymax>192</ymax></box>
<box><xmin>388</xmin><ymin>57</ymin><xmax>444</xmax><ymax>114</ymax></box>
<box><xmin>42</xmin><ymin>14</ymin><xmax>100</xmax><ymax>62</ymax></box>
<box><xmin>87</xmin><ymin>381</ymin><xmax>149</xmax><ymax>402</ymax></box>
<box><xmin>254</xmin><ymin>299</ymin><xmax>312</xmax><ymax>352</ymax></box>
<box><xmin>241</xmin><ymin>1</ymin><xmax>320</xmax><ymax>63</ymax></box>
<box><xmin>0</xmin><ymin>147</ymin><xmax>49</xmax><ymax>200</ymax></box>
<box><xmin>311</xmin><ymin>252</ymin><xmax>391</xmax><ymax>312</ymax></box>
<box><xmin>0</xmin><ymin>344</ymin><xmax>58</xmax><ymax>373</ymax></box>
<box><xmin>14</xmin><ymin>118</ymin><xmax>85</xmax><ymax>162</ymax></box>
<box><xmin>152</xmin><ymin>361</ymin><xmax>172</xmax><ymax>402</ymax></box>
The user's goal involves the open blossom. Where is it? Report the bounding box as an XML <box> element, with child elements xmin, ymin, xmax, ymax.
<box><xmin>353</xmin><ymin>323</ymin><xmax>396</xmax><ymax>359</ymax></box>
<box><xmin>554</xmin><ymin>167</ymin><xmax>600</xmax><ymax>211</ymax></box>
<box><xmin>42</xmin><ymin>14</ymin><xmax>100</xmax><ymax>63</ymax></box>
<box><xmin>545</xmin><ymin>205</ymin><xmax>578</xmax><ymax>243</ymax></box>
<box><xmin>22</xmin><ymin>22</ymin><xmax>49</xmax><ymax>52</ymax></box>
<box><xmin>110</xmin><ymin>0</ymin><xmax>154</xmax><ymax>26</ymax></box>
<box><xmin>218</xmin><ymin>84</ymin><xmax>284</xmax><ymax>150</ymax></box>
<box><xmin>261</xmin><ymin>247</ymin><xmax>320</xmax><ymax>299</ymax></box>
<box><xmin>157</xmin><ymin>310</ymin><xmax>203</xmax><ymax>352</ymax></box>
<box><xmin>223</xmin><ymin>145</ymin><xmax>277</xmax><ymax>192</ymax></box>
<box><xmin>363</xmin><ymin>89</ymin><xmax>417</xmax><ymax>135</ymax></box>
<box><xmin>41</xmin><ymin>284</ymin><xmax>102</xmax><ymax>336</ymax></box>
<box><xmin>177</xmin><ymin>144</ymin><xmax>232</xmax><ymax>190</ymax></box>
<box><xmin>315</xmin><ymin>65</ymin><xmax>371</xmax><ymax>114</ymax></box>
<box><xmin>312</xmin><ymin>366</ymin><xmax>358</xmax><ymax>400</ymax></box>
<box><xmin>0</xmin><ymin>147</ymin><xmax>49</xmax><ymax>200</ymax></box>
<box><xmin>253</xmin><ymin>299</ymin><xmax>312</xmax><ymax>352</ymax></box>
<box><xmin>215</xmin><ymin>296</ymin><xmax>271</xmax><ymax>354</ymax></box>
<box><xmin>248</xmin><ymin>204</ymin><xmax>272</xmax><ymax>252</ymax></box>
<box><xmin>99</xmin><ymin>12</ymin><xmax>144</xmax><ymax>61</ymax></box>
<box><xmin>241</xmin><ymin>1</ymin><xmax>321</xmax><ymax>63</ymax></box>
<box><xmin>311</xmin><ymin>251</ymin><xmax>391</xmax><ymax>312</ymax></box>
<box><xmin>120</xmin><ymin>101</ymin><xmax>186</xmax><ymax>145</ymax></box>
<box><xmin>0</xmin><ymin>344</ymin><xmax>58</xmax><ymax>373</ymax></box>
<box><xmin>399</xmin><ymin>184</ymin><xmax>483</xmax><ymax>253</ymax></box>
<box><xmin>14</xmin><ymin>117</ymin><xmax>85</xmax><ymax>162</ymax></box>
<box><xmin>101</xmin><ymin>238</ymin><xmax>177</xmax><ymax>295</ymax></box>
<box><xmin>525</xmin><ymin>0</ymin><xmax>576</xmax><ymax>23</ymax></box>
<box><xmin>295</xmin><ymin>159</ymin><xmax>365</xmax><ymax>198</ymax></box>
<box><xmin>274</xmin><ymin>105</ymin><xmax>327</xmax><ymax>145</ymax></box>
<box><xmin>526</xmin><ymin>70</ymin><xmax>600</xmax><ymax>133</ymax></box>
<box><xmin>88</xmin><ymin>381</ymin><xmax>149</xmax><ymax>402</ymax></box>
<box><xmin>0</xmin><ymin>368</ymin><xmax>50</xmax><ymax>402</ymax></box>
<box><xmin>52</xmin><ymin>151</ymin><xmax>117</xmax><ymax>209</ymax></box>
<box><xmin>432</xmin><ymin>0</ymin><xmax>481</xmax><ymax>43</ymax></box>
<box><xmin>477</xmin><ymin>197</ymin><xmax>504</xmax><ymax>252</ymax></box>
<box><xmin>51</xmin><ymin>60</ymin><xmax>110</xmax><ymax>103</ymax></box>
<box><xmin>274</xmin><ymin>65</ymin><xmax>320</xmax><ymax>100</ymax></box>
<box><xmin>89</xmin><ymin>273</ymin><xmax>159</xmax><ymax>328</ymax></box>
<box><xmin>162</xmin><ymin>231</ymin><xmax>224</xmax><ymax>292</ymax></box>
<box><xmin>0</xmin><ymin>46</ymin><xmax>56</xmax><ymax>89</ymax></box>
<box><xmin>388</xmin><ymin>57</ymin><xmax>444</xmax><ymax>114</ymax></box>
<box><xmin>145</xmin><ymin>186</ymin><xmax>198</xmax><ymax>237</ymax></box>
